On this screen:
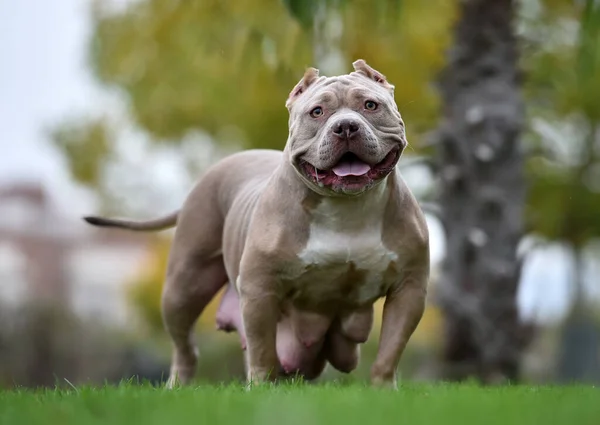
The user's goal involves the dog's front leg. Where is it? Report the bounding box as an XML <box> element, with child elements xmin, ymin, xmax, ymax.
<box><xmin>237</xmin><ymin>262</ymin><xmax>280</xmax><ymax>386</ymax></box>
<box><xmin>370</xmin><ymin>267</ymin><xmax>428</xmax><ymax>389</ymax></box>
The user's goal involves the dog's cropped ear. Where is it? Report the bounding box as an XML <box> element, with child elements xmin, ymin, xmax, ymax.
<box><xmin>286</xmin><ymin>67</ymin><xmax>320</xmax><ymax>109</ymax></box>
<box><xmin>352</xmin><ymin>59</ymin><xmax>395</xmax><ymax>94</ymax></box>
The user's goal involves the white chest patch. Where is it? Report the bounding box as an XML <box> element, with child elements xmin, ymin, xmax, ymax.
<box><xmin>296</xmin><ymin>190</ymin><xmax>399</xmax><ymax>304</ymax></box>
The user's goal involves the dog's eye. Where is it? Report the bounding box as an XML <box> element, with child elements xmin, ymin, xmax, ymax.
<box><xmin>365</xmin><ymin>100</ymin><xmax>378</xmax><ymax>111</ymax></box>
<box><xmin>310</xmin><ymin>107</ymin><xmax>323</xmax><ymax>118</ymax></box>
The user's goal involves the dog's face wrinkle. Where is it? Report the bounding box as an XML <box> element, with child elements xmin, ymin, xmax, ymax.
<box><xmin>286</xmin><ymin>72</ymin><xmax>405</xmax><ymax>196</ymax></box>
<box><xmin>291</xmin><ymin>85</ymin><xmax>399</xmax><ymax>161</ymax></box>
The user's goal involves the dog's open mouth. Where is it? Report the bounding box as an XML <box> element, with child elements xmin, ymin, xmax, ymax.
<box><xmin>300</xmin><ymin>148</ymin><xmax>400</xmax><ymax>191</ymax></box>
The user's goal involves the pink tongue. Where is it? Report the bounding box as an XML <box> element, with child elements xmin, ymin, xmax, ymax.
<box><xmin>332</xmin><ymin>159</ymin><xmax>371</xmax><ymax>177</ymax></box>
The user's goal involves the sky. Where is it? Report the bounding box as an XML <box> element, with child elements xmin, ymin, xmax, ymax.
<box><xmin>0</xmin><ymin>0</ymin><xmax>595</xmax><ymax>326</ymax></box>
<box><xmin>0</xmin><ymin>0</ymin><xmax>106</xmax><ymax>214</ymax></box>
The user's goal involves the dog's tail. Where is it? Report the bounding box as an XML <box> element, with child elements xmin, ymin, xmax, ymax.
<box><xmin>83</xmin><ymin>211</ymin><xmax>179</xmax><ymax>232</ymax></box>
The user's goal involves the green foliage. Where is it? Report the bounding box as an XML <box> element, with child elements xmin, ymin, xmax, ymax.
<box><xmin>575</xmin><ymin>0</ymin><xmax>600</xmax><ymax>122</ymax></box>
<box><xmin>281</xmin><ymin>0</ymin><xmax>319</xmax><ymax>28</ymax></box>
<box><xmin>526</xmin><ymin>157</ymin><xmax>600</xmax><ymax>246</ymax></box>
<box><xmin>90</xmin><ymin>0</ymin><xmax>313</xmax><ymax>147</ymax></box>
<box><xmin>50</xmin><ymin>117</ymin><xmax>113</xmax><ymax>185</ymax></box>
<box><xmin>525</xmin><ymin>0</ymin><xmax>600</xmax><ymax>120</ymax></box>
<box><xmin>521</xmin><ymin>0</ymin><xmax>600</xmax><ymax>246</ymax></box>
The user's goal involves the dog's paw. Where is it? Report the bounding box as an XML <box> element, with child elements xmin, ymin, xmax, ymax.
<box><xmin>165</xmin><ymin>362</ymin><xmax>196</xmax><ymax>389</ymax></box>
<box><xmin>370</xmin><ymin>377</ymin><xmax>398</xmax><ymax>390</ymax></box>
<box><xmin>370</xmin><ymin>368</ymin><xmax>398</xmax><ymax>390</ymax></box>
<box><xmin>245</xmin><ymin>366</ymin><xmax>279</xmax><ymax>390</ymax></box>
<box><xmin>165</xmin><ymin>374</ymin><xmax>180</xmax><ymax>390</ymax></box>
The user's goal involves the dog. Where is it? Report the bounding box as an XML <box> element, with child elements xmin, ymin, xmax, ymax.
<box><xmin>84</xmin><ymin>60</ymin><xmax>429</xmax><ymax>389</ymax></box>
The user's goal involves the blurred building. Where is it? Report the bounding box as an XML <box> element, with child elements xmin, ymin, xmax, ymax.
<box><xmin>0</xmin><ymin>182</ymin><xmax>151</xmax><ymax>327</ymax></box>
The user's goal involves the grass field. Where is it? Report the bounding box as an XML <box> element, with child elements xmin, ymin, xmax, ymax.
<box><xmin>1</xmin><ymin>382</ymin><xmax>598</xmax><ymax>425</ymax></box>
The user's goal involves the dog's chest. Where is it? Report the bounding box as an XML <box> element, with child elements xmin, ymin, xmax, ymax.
<box><xmin>282</xmin><ymin>198</ymin><xmax>400</xmax><ymax>309</ymax></box>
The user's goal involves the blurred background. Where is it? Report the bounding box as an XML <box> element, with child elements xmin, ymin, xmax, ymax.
<box><xmin>1</xmin><ymin>0</ymin><xmax>599</xmax><ymax>389</ymax></box>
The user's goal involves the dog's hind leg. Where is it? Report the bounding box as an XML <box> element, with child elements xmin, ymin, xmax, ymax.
<box><xmin>161</xmin><ymin>177</ymin><xmax>227</xmax><ymax>388</ymax></box>
<box><xmin>162</xmin><ymin>255</ymin><xmax>226</xmax><ymax>388</ymax></box>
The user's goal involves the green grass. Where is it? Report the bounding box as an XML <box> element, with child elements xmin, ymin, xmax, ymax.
<box><xmin>1</xmin><ymin>382</ymin><xmax>598</xmax><ymax>425</ymax></box>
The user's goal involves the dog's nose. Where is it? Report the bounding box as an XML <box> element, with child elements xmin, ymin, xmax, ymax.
<box><xmin>332</xmin><ymin>119</ymin><xmax>360</xmax><ymax>139</ymax></box>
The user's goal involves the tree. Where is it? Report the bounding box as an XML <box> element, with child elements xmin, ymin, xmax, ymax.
<box><xmin>433</xmin><ymin>0</ymin><xmax>530</xmax><ymax>383</ymax></box>
<box><xmin>433</xmin><ymin>0</ymin><xmax>600</xmax><ymax>383</ymax></box>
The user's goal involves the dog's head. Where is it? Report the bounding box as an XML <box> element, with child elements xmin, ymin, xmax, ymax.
<box><xmin>285</xmin><ymin>59</ymin><xmax>406</xmax><ymax>196</ymax></box>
